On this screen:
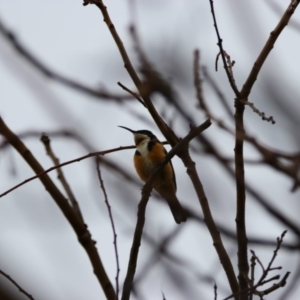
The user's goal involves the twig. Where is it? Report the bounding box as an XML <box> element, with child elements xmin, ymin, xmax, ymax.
<box><xmin>96</xmin><ymin>159</ymin><xmax>120</xmax><ymax>300</ymax></box>
<box><xmin>224</xmin><ymin>272</ymin><xmax>290</xmax><ymax>300</ymax></box>
<box><xmin>117</xmin><ymin>82</ymin><xmax>146</xmax><ymax>107</ymax></box>
<box><xmin>0</xmin><ymin>269</ymin><xmax>34</xmax><ymax>300</ymax></box>
<box><xmin>239</xmin><ymin>99</ymin><xmax>275</xmax><ymax>124</ymax></box>
<box><xmin>224</xmin><ymin>231</ymin><xmax>289</xmax><ymax>299</ymax></box>
<box><xmin>214</xmin><ymin>282</ymin><xmax>218</xmax><ymax>300</ymax></box>
<box><xmin>0</xmin><ymin>117</ymin><xmax>116</xmax><ymax>300</ymax></box>
<box><xmin>250</xmin><ymin>250</ymin><xmax>265</xmax><ymax>273</ymax></box>
<box><xmin>0</xmin><ymin>145</ymin><xmax>135</xmax><ymax>198</ymax></box>
<box><xmin>40</xmin><ymin>133</ymin><xmax>84</xmax><ymax>222</ymax></box>
<box><xmin>249</xmin><ymin>254</ymin><xmax>256</xmax><ymax>300</ymax></box>
<box><xmin>255</xmin><ymin>272</ymin><xmax>290</xmax><ymax>297</ymax></box>
<box><xmin>257</xmin><ymin>230</ymin><xmax>287</xmax><ymax>286</ymax></box>
<box><xmin>194</xmin><ymin>50</ymin><xmax>209</xmax><ymax>117</ymax></box>
<box><xmin>209</xmin><ymin>0</ymin><xmax>239</xmax><ymax>97</ymax></box>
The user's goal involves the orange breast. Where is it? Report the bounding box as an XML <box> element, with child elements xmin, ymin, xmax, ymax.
<box><xmin>134</xmin><ymin>153</ymin><xmax>152</xmax><ymax>182</ymax></box>
<box><xmin>134</xmin><ymin>143</ymin><xmax>176</xmax><ymax>190</ymax></box>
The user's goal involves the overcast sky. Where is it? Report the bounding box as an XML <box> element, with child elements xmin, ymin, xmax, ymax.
<box><xmin>1</xmin><ymin>1</ymin><xmax>300</xmax><ymax>300</ymax></box>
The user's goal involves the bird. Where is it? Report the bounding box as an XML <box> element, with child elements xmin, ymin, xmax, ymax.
<box><xmin>119</xmin><ymin>126</ymin><xmax>187</xmax><ymax>224</ymax></box>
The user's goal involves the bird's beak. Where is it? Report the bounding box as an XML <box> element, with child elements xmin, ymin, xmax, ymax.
<box><xmin>118</xmin><ymin>126</ymin><xmax>136</xmax><ymax>134</ymax></box>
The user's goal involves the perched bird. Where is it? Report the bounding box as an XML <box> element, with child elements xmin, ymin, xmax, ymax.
<box><xmin>119</xmin><ymin>126</ymin><xmax>187</xmax><ymax>224</ymax></box>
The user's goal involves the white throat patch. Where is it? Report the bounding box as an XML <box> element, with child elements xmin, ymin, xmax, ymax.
<box><xmin>136</xmin><ymin>139</ymin><xmax>149</xmax><ymax>157</ymax></box>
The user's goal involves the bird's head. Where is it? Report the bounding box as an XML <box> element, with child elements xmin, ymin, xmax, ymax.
<box><xmin>119</xmin><ymin>126</ymin><xmax>157</xmax><ymax>146</ymax></box>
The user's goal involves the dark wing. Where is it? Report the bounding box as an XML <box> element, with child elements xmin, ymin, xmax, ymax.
<box><xmin>163</xmin><ymin>146</ymin><xmax>177</xmax><ymax>191</ymax></box>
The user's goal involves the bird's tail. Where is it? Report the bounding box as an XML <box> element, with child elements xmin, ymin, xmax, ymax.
<box><xmin>156</xmin><ymin>189</ymin><xmax>187</xmax><ymax>224</ymax></box>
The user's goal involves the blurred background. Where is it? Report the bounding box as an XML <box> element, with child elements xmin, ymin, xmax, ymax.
<box><xmin>0</xmin><ymin>0</ymin><xmax>300</xmax><ymax>299</ymax></box>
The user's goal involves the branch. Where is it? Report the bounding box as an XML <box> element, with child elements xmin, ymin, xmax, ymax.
<box><xmin>40</xmin><ymin>133</ymin><xmax>84</xmax><ymax>222</ymax></box>
<box><xmin>208</xmin><ymin>2</ymin><xmax>249</xmax><ymax>289</ymax></box>
<box><xmin>121</xmin><ymin>120</ymin><xmax>212</xmax><ymax>300</ymax></box>
<box><xmin>234</xmin><ymin>99</ymin><xmax>249</xmax><ymax>296</ymax></box>
<box><xmin>0</xmin><ymin>269</ymin><xmax>34</xmax><ymax>300</ymax></box>
<box><xmin>224</xmin><ymin>231</ymin><xmax>290</xmax><ymax>299</ymax></box>
<box><xmin>208</xmin><ymin>0</ymin><xmax>240</xmax><ymax>97</ymax></box>
<box><xmin>0</xmin><ymin>117</ymin><xmax>116</xmax><ymax>300</ymax></box>
<box><xmin>0</xmin><ymin>145</ymin><xmax>135</xmax><ymax>198</ymax></box>
<box><xmin>96</xmin><ymin>159</ymin><xmax>120</xmax><ymax>299</ymax></box>
<box><xmin>240</xmin><ymin>0</ymin><xmax>300</xmax><ymax>99</ymax></box>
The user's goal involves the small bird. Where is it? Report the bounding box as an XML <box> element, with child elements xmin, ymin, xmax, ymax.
<box><xmin>119</xmin><ymin>126</ymin><xmax>187</xmax><ymax>224</ymax></box>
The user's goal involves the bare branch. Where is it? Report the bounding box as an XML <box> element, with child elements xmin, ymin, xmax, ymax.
<box><xmin>0</xmin><ymin>145</ymin><xmax>135</xmax><ymax>198</ymax></box>
<box><xmin>96</xmin><ymin>159</ymin><xmax>120</xmax><ymax>299</ymax></box>
<box><xmin>209</xmin><ymin>0</ymin><xmax>240</xmax><ymax>97</ymax></box>
<box><xmin>117</xmin><ymin>82</ymin><xmax>146</xmax><ymax>107</ymax></box>
<box><xmin>240</xmin><ymin>0</ymin><xmax>300</xmax><ymax>99</ymax></box>
<box><xmin>0</xmin><ymin>269</ymin><xmax>35</xmax><ymax>300</ymax></box>
<box><xmin>40</xmin><ymin>133</ymin><xmax>84</xmax><ymax>222</ymax></box>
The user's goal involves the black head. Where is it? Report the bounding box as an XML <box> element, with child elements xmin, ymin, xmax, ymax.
<box><xmin>134</xmin><ymin>130</ymin><xmax>155</xmax><ymax>138</ymax></box>
<box><xmin>119</xmin><ymin>126</ymin><xmax>157</xmax><ymax>145</ymax></box>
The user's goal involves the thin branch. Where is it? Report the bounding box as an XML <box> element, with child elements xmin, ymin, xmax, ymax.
<box><xmin>0</xmin><ymin>145</ymin><xmax>135</xmax><ymax>198</ymax></box>
<box><xmin>268</xmin><ymin>230</ymin><xmax>287</xmax><ymax>261</ymax></box>
<box><xmin>249</xmin><ymin>254</ymin><xmax>255</xmax><ymax>300</ymax></box>
<box><xmin>0</xmin><ymin>269</ymin><xmax>35</xmax><ymax>300</ymax></box>
<box><xmin>208</xmin><ymin>0</ymin><xmax>240</xmax><ymax>97</ymax></box>
<box><xmin>250</xmin><ymin>250</ymin><xmax>265</xmax><ymax>273</ymax></box>
<box><xmin>255</xmin><ymin>272</ymin><xmax>290</xmax><ymax>297</ymax></box>
<box><xmin>194</xmin><ymin>50</ymin><xmax>209</xmax><ymax>117</ymax></box>
<box><xmin>96</xmin><ymin>159</ymin><xmax>120</xmax><ymax>300</ymax></box>
<box><xmin>224</xmin><ymin>231</ymin><xmax>289</xmax><ymax>300</ymax></box>
<box><xmin>240</xmin><ymin>0</ymin><xmax>300</xmax><ymax>99</ymax></box>
<box><xmin>40</xmin><ymin>133</ymin><xmax>84</xmax><ymax>222</ymax></box>
<box><xmin>239</xmin><ymin>99</ymin><xmax>275</xmax><ymax>124</ymax></box>
<box><xmin>117</xmin><ymin>82</ymin><xmax>146</xmax><ymax>107</ymax></box>
<box><xmin>214</xmin><ymin>282</ymin><xmax>218</xmax><ymax>300</ymax></box>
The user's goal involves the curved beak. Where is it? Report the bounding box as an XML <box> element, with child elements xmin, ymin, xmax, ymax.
<box><xmin>118</xmin><ymin>126</ymin><xmax>136</xmax><ymax>134</ymax></box>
